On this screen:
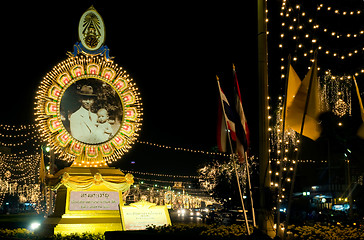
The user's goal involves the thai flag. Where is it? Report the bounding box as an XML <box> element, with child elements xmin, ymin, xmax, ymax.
<box><xmin>217</xmin><ymin>79</ymin><xmax>237</xmax><ymax>152</ymax></box>
<box><xmin>233</xmin><ymin>66</ymin><xmax>250</xmax><ymax>162</ymax></box>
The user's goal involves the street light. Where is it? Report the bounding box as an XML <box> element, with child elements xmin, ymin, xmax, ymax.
<box><xmin>29</xmin><ymin>222</ymin><xmax>41</xmax><ymax>231</ymax></box>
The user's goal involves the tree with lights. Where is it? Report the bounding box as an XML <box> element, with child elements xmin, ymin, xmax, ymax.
<box><xmin>198</xmin><ymin>159</ymin><xmax>247</xmax><ymax>210</ymax></box>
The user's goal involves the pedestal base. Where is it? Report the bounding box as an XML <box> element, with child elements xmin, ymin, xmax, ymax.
<box><xmin>44</xmin><ymin>216</ymin><xmax>123</xmax><ymax>235</ymax></box>
<box><xmin>41</xmin><ymin>167</ymin><xmax>132</xmax><ymax>235</ymax></box>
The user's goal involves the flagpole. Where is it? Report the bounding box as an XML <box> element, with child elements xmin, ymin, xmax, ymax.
<box><xmin>245</xmin><ymin>151</ymin><xmax>256</xmax><ymax>227</ymax></box>
<box><xmin>216</xmin><ymin>75</ymin><xmax>250</xmax><ymax>235</ymax></box>
<box><xmin>233</xmin><ymin>64</ymin><xmax>256</xmax><ymax>228</ymax></box>
<box><xmin>284</xmin><ymin>52</ymin><xmax>317</xmax><ymax>238</ymax></box>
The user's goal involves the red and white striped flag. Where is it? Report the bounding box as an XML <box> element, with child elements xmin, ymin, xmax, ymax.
<box><xmin>217</xmin><ymin>77</ymin><xmax>237</xmax><ymax>152</ymax></box>
<box><xmin>233</xmin><ymin>65</ymin><xmax>250</xmax><ymax>162</ymax></box>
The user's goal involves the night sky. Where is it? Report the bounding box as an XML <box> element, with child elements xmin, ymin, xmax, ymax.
<box><xmin>1</xmin><ymin>1</ymin><xmax>363</xmax><ymax>175</ymax></box>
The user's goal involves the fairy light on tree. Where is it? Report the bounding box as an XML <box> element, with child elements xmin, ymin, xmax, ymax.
<box><xmin>198</xmin><ymin>158</ymin><xmax>253</xmax><ymax>208</ymax></box>
<box><xmin>320</xmin><ymin>70</ymin><xmax>352</xmax><ymax>117</ymax></box>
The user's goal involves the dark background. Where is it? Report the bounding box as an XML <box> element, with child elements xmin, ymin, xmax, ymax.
<box><xmin>1</xmin><ymin>1</ymin><xmax>363</xmax><ymax>176</ymax></box>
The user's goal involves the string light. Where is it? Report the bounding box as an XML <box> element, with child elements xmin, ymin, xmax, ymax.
<box><xmin>0</xmin><ymin>148</ymin><xmax>42</xmax><ymax>211</ymax></box>
<box><xmin>278</xmin><ymin>0</ymin><xmax>364</xmax><ymax>78</ymax></box>
<box><xmin>0</xmin><ymin>127</ymin><xmax>41</xmax><ymax>147</ymax></box>
<box><xmin>316</xmin><ymin>3</ymin><xmax>362</xmax><ymax>16</ymax></box>
<box><xmin>121</xmin><ymin>169</ymin><xmax>199</xmax><ymax>179</ymax></box>
<box><xmin>137</xmin><ymin>140</ymin><xmax>231</xmax><ymax>157</ymax></box>
<box><xmin>270</xmin><ymin>158</ymin><xmax>327</xmax><ymax>164</ymax></box>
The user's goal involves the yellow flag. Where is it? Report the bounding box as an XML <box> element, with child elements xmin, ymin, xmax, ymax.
<box><xmin>285</xmin><ymin>61</ymin><xmax>321</xmax><ymax>140</ymax></box>
<box><xmin>39</xmin><ymin>150</ymin><xmax>46</xmax><ymax>183</ymax></box>
<box><xmin>286</xmin><ymin>65</ymin><xmax>302</xmax><ymax>108</ymax></box>
<box><xmin>354</xmin><ymin>77</ymin><xmax>364</xmax><ymax>139</ymax></box>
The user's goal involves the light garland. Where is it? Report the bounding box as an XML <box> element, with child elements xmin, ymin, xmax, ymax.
<box><xmin>0</xmin><ymin>129</ymin><xmax>38</xmax><ymax>138</ymax></box>
<box><xmin>316</xmin><ymin>3</ymin><xmax>362</xmax><ymax>16</ymax></box>
<box><xmin>2</xmin><ymin>149</ymin><xmax>31</xmax><ymax>156</ymax></box>
<box><xmin>278</xmin><ymin>0</ymin><xmax>364</xmax><ymax>78</ymax></box>
<box><xmin>133</xmin><ymin>176</ymin><xmax>196</xmax><ymax>185</ymax></box>
<box><xmin>0</xmin><ymin>154</ymin><xmax>40</xmax><ymax>180</ymax></box>
<box><xmin>284</xmin><ymin>4</ymin><xmax>364</xmax><ymax>39</ymax></box>
<box><xmin>0</xmin><ymin>151</ymin><xmax>42</xmax><ymax>211</ymax></box>
<box><xmin>0</xmin><ymin>124</ymin><xmax>37</xmax><ymax>131</ymax></box>
<box><xmin>137</xmin><ymin>140</ymin><xmax>231</xmax><ymax>157</ymax></box>
<box><xmin>0</xmin><ymin>124</ymin><xmax>49</xmax><ymax>212</ymax></box>
<box><xmin>121</xmin><ymin>169</ymin><xmax>199</xmax><ymax>179</ymax></box>
<box><xmin>0</xmin><ymin>135</ymin><xmax>41</xmax><ymax>147</ymax></box>
<box><xmin>270</xmin><ymin>158</ymin><xmax>328</xmax><ymax>164</ymax></box>
<box><xmin>280</xmin><ymin>4</ymin><xmax>364</xmax><ymax>62</ymax></box>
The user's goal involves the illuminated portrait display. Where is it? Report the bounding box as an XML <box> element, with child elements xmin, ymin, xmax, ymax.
<box><xmin>35</xmin><ymin>56</ymin><xmax>142</xmax><ymax>167</ymax></box>
<box><xmin>60</xmin><ymin>78</ymin><xmax>123</xmax><ymax>145</ymax></box>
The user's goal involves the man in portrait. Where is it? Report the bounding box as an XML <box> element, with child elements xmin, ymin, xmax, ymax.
<box><xmin>69</xmin><ymin>85</ymin><xmax>101</xmax><ymax>144</ymax></box>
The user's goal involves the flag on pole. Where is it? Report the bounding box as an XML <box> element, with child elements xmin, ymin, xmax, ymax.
<box><xmin>286</xmin><ymin>64</ymin><xmax>302</xmax><ymax>109</ymax></box>
<box><xmin>285</xmin><ymin>59</ymin><xmax>322</xmax><ymax>140</ymax></box>
<box><xmin>40</xmin><ymin>150</ymin><xmax>46</xmax><ymax>183</ymax></box>
<box><xmin>353</xmin><ymin>77</ymin><xmax>364</xmax><ymax>139</ymax></box>
<box><xmin>39</xmin><ymin>150</ymin><xmax>47</xmax><ymax>197</ymax></box>
<box><xmin>217</xmin><ymin>76</ymin><xmax>237</xmax><ymax>152</ymax></box>
<box><xmin>217</xmin><ymin>102</ymin><xmax>228</xmax><ymax>152</ymax></box>
<box><xmin>232</xmin><ymin>66</ymin><xmax>256</xmax><ymax>226</ymax></box>
<box><xmin>233</xmin><ymin>65</ymin><xmax>250</xmax><ymax>162</ymax></box>
<box><xmin>216</xmin><ymin>75</ymin><xmax>252</xmax><ymax>234</ymax></box>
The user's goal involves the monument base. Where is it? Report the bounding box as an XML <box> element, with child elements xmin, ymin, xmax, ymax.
<box><xmin>41</xmin><ymin>167</ymin><xmax>133</xmax><ymax>235</ymax></box>
<box><xmin>46</xmin><ymin>216</ymin><xmax>123</xmax><ymax>235</ymax></box>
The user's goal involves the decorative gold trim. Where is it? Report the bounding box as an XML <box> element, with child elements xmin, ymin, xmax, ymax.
<box><xmin>35</xmin><ymin>55</ymin><xmax>142</xmax><ymax>167</ymax></box>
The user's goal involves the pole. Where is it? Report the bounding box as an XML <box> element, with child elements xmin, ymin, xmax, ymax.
<box><xmin>245</xmin><ymin>151</ymin><xmax>256</xmax><ymax>227</ymax></box>
<box><xmin>216</xmin><ymin>76</ymin><xmax>250</xmax><ymax>235</ymax></box>
<box><xmin>284</xmin><ymin>54</ymin><xmax>317</xmax><ymax>238</ymax></box>
<box><xmin>346</xmin><ymin>158</ymin><xmax>352</xmax><ymax>218</ymax></box>
<box><xmin>49</xmin><ymin>149</ymin><xmax>55</xmax><ymax>215</ymax></box>
<box><xmin>232</xmin><ymin>64</ymin><xmax>256</xmax><ymax>228</ymax></box>
<box><xmin>257</xmin><ymin>0</ymin><xmax>275</xmax><ymax>236</ymax></box>
<box><xmin>328</xmin><ymin>140</ymin><xmax>332</xmax><ymax>200</ymax></box>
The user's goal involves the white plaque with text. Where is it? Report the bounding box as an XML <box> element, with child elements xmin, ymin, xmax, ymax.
<box><xmin>120</xmin><ymin>201</ymin><xmax>171</xmax><ymax>230</ymax></box>
<box><xmin>69</xmin><ymin>191</ymin><xmax>119</xmax><ymax>211</ymax></box>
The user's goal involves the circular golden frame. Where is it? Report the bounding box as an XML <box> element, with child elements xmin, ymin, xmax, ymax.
<box><xmin>35</xmin><ymin>55</ymin><xmax>142</xmax><ymax>167</ymax></box>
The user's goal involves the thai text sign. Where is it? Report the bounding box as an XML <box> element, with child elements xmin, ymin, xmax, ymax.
<box><xmin>69</xmin><ymin>191</ymin><xmax>119</xmax><ymax>210</ymax></box>
<box><xmin>120</xmin><ymin>201</ymin><xmax>171</xmax><ymax>230</ymax></box>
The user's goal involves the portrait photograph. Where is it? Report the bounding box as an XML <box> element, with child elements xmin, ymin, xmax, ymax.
<box><xmin>60</xmin><ymin>78</ymin><xmax>123</xmax><ymax>145</ymax></box>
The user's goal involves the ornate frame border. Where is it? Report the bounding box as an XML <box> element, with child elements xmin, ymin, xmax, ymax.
<box><xmin>35</xmin><ymin>55</ymin><xmax>142</xmax><ymax>167</ymax></box>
